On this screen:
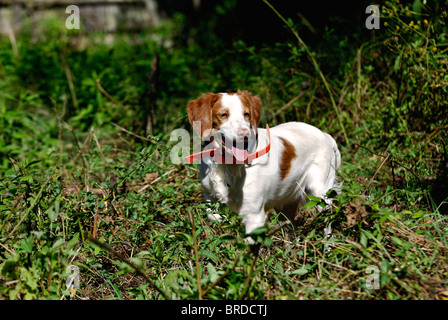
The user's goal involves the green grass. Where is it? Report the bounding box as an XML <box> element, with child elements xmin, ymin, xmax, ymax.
<box><xmin>1</xmin><ymin>0</ymin><xmax>448</xmax><ymax>300</ymax></box>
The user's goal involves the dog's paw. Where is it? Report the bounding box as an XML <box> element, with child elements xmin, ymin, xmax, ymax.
<box><xmin>206</xmin><ymin>207</ymin><xmax>223</xmax><ymax>222</ymax></box>
<box><xmin>244</xmin><ymin>236</ymin><xmax>255</xmax><ymax>245</ymax></box>
<box><xmin>207</xmin><ymin>211</ymin><xmax>223</xmax><ymax>222</ymax></box>
<box><xmin>205</xmin><ymin>201</ymin><xmax>224</xmax><ymax>222</ymax></box>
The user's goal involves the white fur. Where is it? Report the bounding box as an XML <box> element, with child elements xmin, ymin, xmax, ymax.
<box><xmin>196</xmin><ymin>94</ymin><xmax>341</xmax><ymax>242</ymax></box>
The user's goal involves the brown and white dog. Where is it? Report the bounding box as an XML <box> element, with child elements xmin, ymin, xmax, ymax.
<box><xmin>186</xmin><ymin>90</ymin><xmax>340</xmax><ymax>242</ymax></box>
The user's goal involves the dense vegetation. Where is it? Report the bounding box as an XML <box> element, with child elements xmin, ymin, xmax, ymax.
<box><xmin>0</xmin><ymin>0</ymin><xmax>447</xmax><ymax>300</ymax></box>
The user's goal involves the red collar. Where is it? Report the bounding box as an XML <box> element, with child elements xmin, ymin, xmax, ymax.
<box><xmin>185</xmin><ymin>124</ymin><xmax>271</xmax><ymax>164</ymax></box>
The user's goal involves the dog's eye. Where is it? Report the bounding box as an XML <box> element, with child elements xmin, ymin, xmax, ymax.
<box><xmin>220</xmin><ymin>113</ymin><xmax>228</xmax><ymax>119</ymax></box>
<box><xmin>244</xmin><ymin>112</ymin><xmax>250</xmax><ymax>118</ymax></box>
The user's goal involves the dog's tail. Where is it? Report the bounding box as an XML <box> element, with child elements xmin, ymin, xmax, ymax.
<box><xmin>329</xmin><ymin>134</ymin><xmax>341</xmax><ymax>171</ymax></box>
<box><xmin>325</xmin><ymin>133</ymin><xmax>342</xmax><ymax>195</ymax></box>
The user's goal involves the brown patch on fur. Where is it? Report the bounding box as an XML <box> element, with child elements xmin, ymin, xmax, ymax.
<box><xmin>279</xmin><ymin>137</ymin><xmax>297</xmax><ymax>180</ymax></box>
<box><xmin>211</xmin><ymin>97</ymin><xmax>229</xmax><ymax>130</ymax></box>
<box><xmin>186</xmin><ymin>93</ymin><xmax>221</xmax><ymax>138</ymax></box>
<box><xmin>236</xmin><ymin>90</ymin><xmax>261</xmax><ymax>131</ymax></box>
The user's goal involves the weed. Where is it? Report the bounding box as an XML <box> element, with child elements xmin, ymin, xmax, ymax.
<box><xmin>1</xmin><ymin>0</ymin><xmax>447</xmax><ymax>300</ymax></box>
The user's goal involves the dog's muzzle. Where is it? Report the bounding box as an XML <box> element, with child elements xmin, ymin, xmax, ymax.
<box><xmin>222</xmin><ymin>132</ymin><xmax>250</xmax><ymax>162</ymax></box>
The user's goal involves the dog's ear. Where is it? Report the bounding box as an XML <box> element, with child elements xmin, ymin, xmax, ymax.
<box><xmin>237</xmin><ymin>90</ymin><xmax>262</xmax><ymax>130</ymax></box>
<box><xmin>186</xmin><ymin>93</ymin><xmax>220</xmax><ymax>138</ymax></box>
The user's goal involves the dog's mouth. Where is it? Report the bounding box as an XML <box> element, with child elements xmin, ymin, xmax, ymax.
<box><xmin>222</xmin><ymin>136</ymin><xmax>249</xmax><ymax>161</ymax></box>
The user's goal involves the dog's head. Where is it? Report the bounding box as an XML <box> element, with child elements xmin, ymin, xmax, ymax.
<box><xmin>186</xmin><ymin>90</ymin><xmax>261</xmax><ymax>161</ymax></box>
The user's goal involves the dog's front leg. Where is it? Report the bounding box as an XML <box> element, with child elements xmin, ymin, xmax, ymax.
<box><xmin>200</xmin><ymin>163</ymin><xmax>228</xmax><ymax>222</ymax></box>
<box><xmin>240</xmin><ymin>206</ymin><xmax>266</xmax><ymax>244</ymax></box>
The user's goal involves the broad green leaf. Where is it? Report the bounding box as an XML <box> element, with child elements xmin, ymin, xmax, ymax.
<box><xmin>288</xmin><ymin>268</ymin><xmax>308</xmax><ymax>276</ymax></box>
<box><xmin>304</xmin><ymin>200</ymin><xmax>318</xmax><ymax>210</ymax></box>
<box><xmin>207</xmin><ymin>263</ymin><xmax>219</xmax><ymax>283</ymax></box>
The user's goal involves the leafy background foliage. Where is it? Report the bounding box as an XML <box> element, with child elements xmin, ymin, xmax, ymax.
<box><xmin>0</xmin><ymin>0</ymin><xmax>447</xmax><ymax>300</ymax></box>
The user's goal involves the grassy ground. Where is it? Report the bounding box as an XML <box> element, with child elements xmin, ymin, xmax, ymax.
<box><xmin>1</xmin><ymin>1</ymin><xmax>448</xmax><ymax>300</ymax></box>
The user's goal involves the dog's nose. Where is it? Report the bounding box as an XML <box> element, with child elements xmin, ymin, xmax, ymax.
<box><xmin>237</xmin><ymin>128</ymin><xmax>250</xmax><ymax>139</ymax></box>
